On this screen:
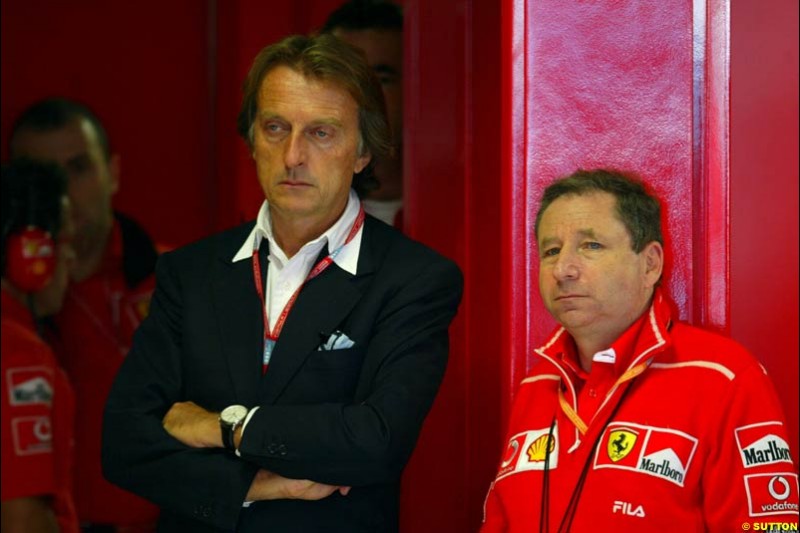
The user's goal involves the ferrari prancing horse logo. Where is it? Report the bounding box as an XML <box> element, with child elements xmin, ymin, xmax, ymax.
<box><xmin>608</xmin><ymin>429</ymin><xmax>638</xmax><ymax>462</ymax></box>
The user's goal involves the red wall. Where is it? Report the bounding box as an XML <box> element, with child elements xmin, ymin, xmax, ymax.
<box><xmin>402</xmin><ymin>1</ymin><xmax>501</xmax><ymax>529</ymax></box>
<box><xmin>730</xmin><ymin>0</ymin><xmax>799</xmax><ymax>462</ymax></box>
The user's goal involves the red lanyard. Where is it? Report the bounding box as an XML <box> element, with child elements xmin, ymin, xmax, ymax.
<box><xmin>251</xmin><ymin>206</ymin><xmax>365</xmax><ymax>374</ymax></box>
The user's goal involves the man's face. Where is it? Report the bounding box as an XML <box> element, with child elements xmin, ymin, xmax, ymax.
<box><xmin>251</xmin><ymin>66</ymin><xmax>370</xmax><ymax>224</ymax></box>
<box><xmin>333</xmin><ymin>28</ymin><xmax>403</xmax><ymax>145</ymax></box>
<box><xmin>537</xmin><ymin>191</ymin><xmax>663</xmax><ymax>342</ymax></box>
<box><xmin>12</xmin><ymin>119</ymin><xmax>118</xmax><ymax>261</ymax></box>
<box><xmin>34</xmin><ymin>196</ymin><xmax>76</xmax><ymax>317</ymax></box>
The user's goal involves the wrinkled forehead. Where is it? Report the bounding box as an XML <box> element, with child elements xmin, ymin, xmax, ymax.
<box><xmin>537</xmin><ymin>191</ymin><xmax>626</xmax><ymax>239</ymax></box>
<box><xmin>259</xmin><ymin>63</ymin><xmax>362</xmax><ymax>105</ymax></box>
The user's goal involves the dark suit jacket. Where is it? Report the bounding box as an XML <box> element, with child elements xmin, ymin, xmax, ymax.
<box><xmin>102</xmin><ymin>215</ymin><xmax>463</xmax><ymax>532</ymax></box>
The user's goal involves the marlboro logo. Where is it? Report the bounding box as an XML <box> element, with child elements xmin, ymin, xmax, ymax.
<box><xmin>6</xmin><ymin>367</ymin><xmax>53</xmax><ymax>406</ymax></box>
<box><xmin>736</xmin><ymin>422</ymin><xmax>793</xmax><ymax>468</ymax></box>
<box><xmin>594</xmin><ymin>422</ymin><xmax>698</xmax><ymax>487</ymax></box>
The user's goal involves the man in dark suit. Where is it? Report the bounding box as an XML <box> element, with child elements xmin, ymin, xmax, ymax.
<box><xmin>101</xmin><ymin>33</ymin><xmax>463</xmax><ymax>533</ymax></box>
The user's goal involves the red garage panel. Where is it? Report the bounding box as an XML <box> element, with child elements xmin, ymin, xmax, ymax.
<box><xmin>730</xmin><ymin>0</ymin><xmax>799</xmax><ymax>464</ymax></box>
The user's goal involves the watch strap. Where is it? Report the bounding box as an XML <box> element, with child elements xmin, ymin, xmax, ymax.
<box><xmin>221</xmin><ymin>419</ymin><xmax>237</xmax><ymax>450</ymax></box>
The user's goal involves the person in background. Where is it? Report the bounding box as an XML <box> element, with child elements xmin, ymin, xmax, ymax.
<box><xmin>101</xmin><ymin>33</ymin><xmax>463</xmax><ymax>532</ymax></box>
<box><xmin>481</xmin><ymin>169</ymin><xmax>798</xmax><ymax>532</ymax></box>
<box><xmin>1</xmin><ymin>158</ymin><xmax>78</xmax><ymax>533</ymax></box>
<box><xmin>10</xmin><ymin>98</ymin><xmax>159</xmax><ymax>533</ymax></box>
<box><xmin>322</xmin><ymin>0</ymin><xmax>405</xmax><ymax>228</ymax></box>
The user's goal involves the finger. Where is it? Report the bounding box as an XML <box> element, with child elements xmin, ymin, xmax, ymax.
<box><xmin>338</xmin><ymin>486</ymin><xmax>351</xmax><ymax>496</ymax></box>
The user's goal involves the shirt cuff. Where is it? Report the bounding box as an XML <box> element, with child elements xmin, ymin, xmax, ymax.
<box><xmin>235</xmin><ymin>406</ymin><xmax>260</xmax><ymax>458</ymax></box>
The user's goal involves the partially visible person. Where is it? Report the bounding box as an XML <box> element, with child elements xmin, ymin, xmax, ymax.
<box><xmin>481</xmin><ymin>169</ymin><xmax>798</xmax><ymax>532</ymax></box>
<box><xmin>10</xmin><ymin>98</ymin><xmax>159</xmax><ymax>532</ymax></box>
<box><xmin>322</xmin><ymin>0</ymin><xmax>405</xmax><ymax>227</ymax></box>
<box><xmin>1</xmin><ymin>158</ymin><xmax>78</xmax><ymax>533</ymax></box>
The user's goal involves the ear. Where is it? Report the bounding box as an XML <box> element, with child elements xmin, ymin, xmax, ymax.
<box><xmin>109</xmin><ymin>153</ymin><xmax>121</xmax><ymax>195</ymax></box>
<box><xmin>354</xmin><ymin>151</ymin><xmax>371</xmax><ymax>174</ymax></box>
<box><xmin>641</xmin><ymin>241</ymin><xmax>664</xmax><ymax>287</ymax></box>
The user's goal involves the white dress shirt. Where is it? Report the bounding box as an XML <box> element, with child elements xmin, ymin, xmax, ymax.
<box><xmin>230</xmin><ymin>189</ymin><xmax>364</xmax><ymax>465</ymax></box>
<box><xmin>232</xmin><ymin>189</ymin><xmax>364</xmax><ymax>330</ymax></box>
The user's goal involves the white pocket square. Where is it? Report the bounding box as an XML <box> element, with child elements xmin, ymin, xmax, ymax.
<box><xmin>318</xmin><ymin>330</ymin><xmax>355</xmax><ymax>351</ymax></box>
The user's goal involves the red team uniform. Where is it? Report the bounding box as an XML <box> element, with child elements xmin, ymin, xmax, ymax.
<box><xmin>53</xmin><ymin>214</ymin><xmax>159</xmax><ymax>527</ymax></box>
<box><xmin>1</xmin><ymin>288</ymin><xmax>79</xmax><ymax>533</ymax></box>
<box><xmin>482</xmin><ymin>289</ymin><xmax>799</xmax><ymax>532</ymax></box>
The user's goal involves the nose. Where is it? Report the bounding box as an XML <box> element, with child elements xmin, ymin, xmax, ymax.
<box><xmin>552</xmin><ymin>249</ymin><xmax>580</xmax><ymax>281</ymax></box>
<box><xmin>283</xmin><ymin>131</ymin><xmax>306</xmax><ymax>169</ymax></box>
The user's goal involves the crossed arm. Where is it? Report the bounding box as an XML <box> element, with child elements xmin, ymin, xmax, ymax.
<box><xmin>103</xmin><ymin>242</ymin><xmax>463</xmax><ymax>529</ymax></box>
<box><xmin>161</xmin><ymin>401</ymin><xmax>349</xmax><ymax>501</ymax></box>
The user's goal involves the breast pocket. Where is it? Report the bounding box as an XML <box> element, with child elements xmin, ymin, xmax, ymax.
<box><xmin>288</xmin><ymin>347</ymin><xmax>366</xmax><ymax>403</ymax></box>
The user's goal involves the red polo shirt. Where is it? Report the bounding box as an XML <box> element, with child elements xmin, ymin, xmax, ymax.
<box><xmin>1</xmin><ymin>288</ymin><xmax>79</xmax><ymax>533</ymax></box>
<box><xmin>54</xmin><ymin>220</ymin><xmax>159</xmax><ymax>527</ymax></box>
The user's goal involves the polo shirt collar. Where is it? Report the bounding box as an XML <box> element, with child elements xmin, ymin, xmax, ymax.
<box><xmin>232</xmin><ymin>189</ymin><xmax>363</xmax><ymax>275</ymax></box>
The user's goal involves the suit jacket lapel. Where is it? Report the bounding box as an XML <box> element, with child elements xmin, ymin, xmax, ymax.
<box><xmin>212</xmin><ymin>238</ymin><xmax>263</xmax><ymax>405</ymax></box>
<box><xmin>259</xmin><ymin>220</ymin><xmax>380</xmax><ymax>404</ymax></box>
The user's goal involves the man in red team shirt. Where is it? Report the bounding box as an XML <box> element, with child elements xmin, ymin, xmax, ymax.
<box><xmin>1</xmin><ymin>158</ymin><xmax>78</xmax><ymax>533</ymax></box>
<box><xmin>10</xmin><ymin>99</ymin><xmax>159</xmax><ymax>532</ymax></box>
<box><xmin>481</xmin><ymin>169</ymin><xmax>798</xmax><ymax>532</ymax></box>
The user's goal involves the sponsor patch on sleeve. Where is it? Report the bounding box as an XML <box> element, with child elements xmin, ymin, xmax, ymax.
<box><xmin>496</xmin><ymin>424</ymin><xmax>559</xmax><ymax>481</ymax></box>
<box><xmin>594</xmin><ymin>421</ymin><xmax>698</xmax><ymax>487</ymax></box>
<box><xmin>735</xmin><ymin>422</ymin><xmax>793</xmax><ymax>468</ymax></box>
<box><xmin>5</xmin><ymin>366</ymin><xmax>54</xmax><ymax>406</ymax></box>
<box><xmin>11</xmin><ymin>415</ymin><xmax>53</xmax><ymax>456</ymax></box>
<box><xmin>744</xmin><ymin>472</ymin><xmax>799</xmax><ymax>516</ymax></box>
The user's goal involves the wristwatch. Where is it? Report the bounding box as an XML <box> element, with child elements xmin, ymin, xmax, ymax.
<box><xmin>219</xmin><ymin>405</ymin><xmax>249</xmax><ymax>451</ymax></box>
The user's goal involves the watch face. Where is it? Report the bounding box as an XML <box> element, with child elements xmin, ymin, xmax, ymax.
<box><xmin>221</xmin><ymin>405</ymin><xmax>248</xmax><ymax>424</ymax></box>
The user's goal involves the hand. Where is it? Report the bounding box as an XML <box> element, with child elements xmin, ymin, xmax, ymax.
<box><xmin>245</xmin><ymin>469</ymin><xmax>351</xmax><ymax>501</ymax></box>
<box><xmin>281</xmin><ymin>478</ymin><xmax>351</xmax><ymax>500</ymax></box>
<box><xmin>162</xmin><ymin>401</ymin><xmax>221</xmax><ymax>448</ymax></box>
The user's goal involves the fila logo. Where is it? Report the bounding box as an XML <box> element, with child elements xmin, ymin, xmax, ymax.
<box><xmin>735</xmin><ymin>422</ymin><xmax>793</xmax><ymax>468</ymax></box>
<box><xmin>6</xmin><ymin>367</ymin><xmax>53</xmax><ymax>406</ymax></box>
<box><xmin>612</xmin><ymin>500</ymin><xmax>646</xmax><ymax>517</ymax></box>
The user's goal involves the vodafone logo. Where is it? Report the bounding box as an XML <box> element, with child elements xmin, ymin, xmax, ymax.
<box><xmin>500</xmin><ymin>439</ymin><xmax>520</xmax><ymax>468</ymax></box>
<box><xmin>745</xmin><ymin>472</ymin><xmax>799</xmax><ymax>517</ymax></box>
<box><xmin>33</xmin><ymin>417</ymin><xmax>52</xmax><ymax>441</ymax></box>
<box><xmin>11</xmin><ymin>416</ymin><xmax>53</xmax><ymax>456</ymax></box>
<box><xmin>768</xmin><ymin>476</ymin><xmax>791</xmax><ymax>500</ymax></box>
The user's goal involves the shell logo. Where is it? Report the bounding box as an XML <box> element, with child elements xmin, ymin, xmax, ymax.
<box><xmin>526</xmin><ymin>433</ymin><xmax>555</xmax><ymax>462</ymax></box>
